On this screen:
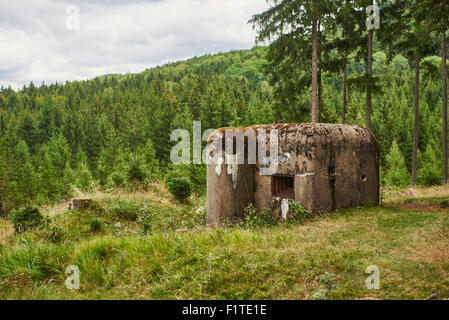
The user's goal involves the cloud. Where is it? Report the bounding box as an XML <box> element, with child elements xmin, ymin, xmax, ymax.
<box><xmin>0</xmin><ymin>0</ymin><xmax>269</xmax><ymax>90</ymax></box>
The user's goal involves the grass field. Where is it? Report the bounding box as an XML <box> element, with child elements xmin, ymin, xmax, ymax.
<box><xmin>1</xmin><ymin>185</ymin><xmax>449</xmax><ymax>300</ymax></box>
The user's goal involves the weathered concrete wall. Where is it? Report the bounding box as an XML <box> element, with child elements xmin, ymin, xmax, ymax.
<box><xmin>303</xmin><ymin>124</ymin><xmax>379</xmax><ymax>213</ymax></box>
<box><xmin>254</xmin><ymin>174</ymin><xmax>271</xmax><ymax>213</ymax></box>
<box><xmin>206</xmin><ymin>123</ymin><xmax>379</xmax><ymax>227</ymax></box>
<box><xmin>206</xmin><ymin>162</ymin><xmax>255</xmax><ymax>227</ymax></box>
<box><xmin>68</xmin><ymin>198</ymin><xmax>92</xmax><ymax>210</ymax></box>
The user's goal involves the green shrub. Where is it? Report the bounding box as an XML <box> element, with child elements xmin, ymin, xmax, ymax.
<box><xmin>185</xmin><ymin>165</ymin><xmax>207</xmax><ymax>196</ymax></box>
<box><xmin>138</xmin><ymin>211</ymin><xmax>153</xmax><ymax>236</ymax></box>
<box><xmin>44</xmin><ymin>225</ymin><xmax>64</xmax><ymax>243</ymax></box>
<box><xmin>167</xmin><ymin>176</ymin><xmax>193</xmax><ymax>200</ymax></box>
<box><xmin>110</xmin><ymin>199</ymin><xmax>141</xmax><ymax>221</ymax></box>
<box><xmin>90</xmin><ymin>219</ymin><xmax>102</xmax><ymax>233</ymax></box>
<box><xmin>105</xmin><ymin>149</ymin><xmax>157</xmax><ymax>190</ymax></box>
<box><xmin>169</xmin><ymin>165</ymin><xmax>206</xmax><ymax>196</ymax></box>
<box><xmin>288</xmin><ymin>201</ymin><xmax>308</xmax><ymax>223</ymax></box>
<box><xmin>240</xmin><ymin>202</ymin><xmax>308</xmax><ymax>228</ymax></box>
<box><xmin>128</xmin><ymin>154</ymin><xmax>148</xmax><ymax>183</ymax></box>
<box><xmin>241</xmin><ymin>204</ymin><xmax>275</xmax><ymax>228</ymax></box>
<box><xmin>107</xmin><ymin>170</ymin><xmax>128</xmax><ymax>189</ymax></box>
<box><xmin>107</xmin><ymin>199</ymin><xmax>153</xmax><ymax>225</ymax></box>
<box><xmin>311</xmin><ymin>272</ymin><xmax>338</xmax><ymax>300</ymax></box>
<box><xmin>9</xmin><ymin>206</ymin><xmax>43</xmax><ymax>233</ymax></box>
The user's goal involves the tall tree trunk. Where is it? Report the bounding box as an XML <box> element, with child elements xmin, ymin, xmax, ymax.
<box><xmin>342</xmin><ymin>63</ymin><xmax>347</xmax><ymax>124</ymax></box>
<box><xmin>318</xmin><ymin>64</ymin><xmax>322</xmax><ymax>123</ymax></box>
<box><xmin>311</xmin><ymin>16</ymin><xmax>318</xmax><ymax>123</ymax></box>
<box><xmin>317</xmin><ymin>19</ymin><xmax>322</xmax><ymax>123</ymax></box>
<box><xmin>412</xmin><ymin>56</ymin><xmax>420</xmax><ymax>188</ymax></box>
<box><xmin>366</xmin><ymin>29</ymin><xmax>373</xmax><ymax>131</ymax></box>
<box><xmin>1</xmin><ymin>195</ymin><xmax>6</xmax><ymax>220</ymax></box>
<box><xmin>342</xmin><ymin>20</ymin><xmax>347</xmax><ymax>125</ymax></box>
<box><xmin>443</xmin><ymin>30</ymin><xmax>448</xmax><ymax>185</ymax></box>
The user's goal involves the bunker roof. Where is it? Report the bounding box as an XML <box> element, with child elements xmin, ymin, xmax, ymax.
<box><xmin>207</xmin><ymin>123</ymin><xmax>378</xmax><ymax>151</ymax></box>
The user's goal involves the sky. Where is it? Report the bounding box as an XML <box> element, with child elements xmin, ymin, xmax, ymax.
<box><xmin>0</xmin><ymin>0</ymin><xmax>270</xmax><ymax>90</ymax></box>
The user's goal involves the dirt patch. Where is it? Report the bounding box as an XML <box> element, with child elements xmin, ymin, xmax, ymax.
<box><xmin>399</xmin><ymin>201</ymin><xmax>441</xmax><ymax>212</ymax></box>
<box><xmin>383</xmin><ymin>186</ymin><xmax>449</xmax><ymax>204</ymax></box>
<box><xmin>410</xmin><ymin>219</ymin><xmax>449</xmax><ymax>264</ymax></box>
<box><xmin>0</xmin><ymin>220</ymin><xmax>14</xmax><ymax>247</ymax></box>
<box><xmin>412</xmin><ymin>238</ymin><xmax>449</xmax><ymax>264</ymax></box>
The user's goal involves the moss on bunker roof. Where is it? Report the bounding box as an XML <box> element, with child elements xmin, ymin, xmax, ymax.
<box><xmin>206</xmin><ymin>123</ymin><xmax>376</xmax><ymax>144</ymax></box>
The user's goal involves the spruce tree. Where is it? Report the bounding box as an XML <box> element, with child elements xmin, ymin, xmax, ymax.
<box><xmin>250</xmin><ymin>0</ymin><xmax>337</xmax><ymax>123</ymax></box>
<box><xmin>416</xmin><ymin>0</ymin><xmax>449</xmax><ymax>184</ymax></box>
<box><xmin>385</xmin><ymin>140</ymin><xmax>411</xmax><ymax>186</ymax></box>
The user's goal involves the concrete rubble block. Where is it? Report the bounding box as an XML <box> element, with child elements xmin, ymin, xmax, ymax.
<box><xmin>68</xmin><ymin>198</ymin><xmax>92</xmax><ymax>210</ymax></box>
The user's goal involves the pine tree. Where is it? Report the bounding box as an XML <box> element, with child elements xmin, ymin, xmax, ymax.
<box><xmin>97</xmin><ymin>130</ymin><xmax>121</xmax><ymax>185</ymax></box>
<box><xmin>186</xmin><ymin>80</ymin><xmax>202</xmax><ymax>119</ymax></box>
<box><xmin>75</xmin><ymin>162</ymin><xmax>94</xmax><ymax>192</ymax></box>
<box><xmin>380</xmin><ymin>0</ymin><xmax>439</xmax><ymax>187</ymax></box>
<box><xmin>141</xmin><ymin>139</ymin><xmax>160</xmax><ymax>180</ymax></box>
<box><xmin>416</xmin><ymin>0</ymin><xmax>449</xmax><ymax>183</ymax></box>
<box><xmin>37</xmin><ymin>133</ymin><xmax>71</xmax><ymax>200</ymax></box>
<box><xmin>418</xmin><ymin>142</ymin><xmax>441</xmax><ymax>185</ymax></box>
<box><xmin>12</xmin><ymin>141</ymin><xmax>37</xmax><ymax>204</ymax></box>
<box><xmin>18</xmin><ymin>114</ymin><xmax>39</xmax><ymax>153</ymax></box>
<box><xmin>250</xmin><ymin>0</ymin><xmax>337</xmax><ymax>123</ymax></box>
<box><xmin>385</xmin><ymin>140</ymin><xmax>411</xmax><ymax>186</ymax></box>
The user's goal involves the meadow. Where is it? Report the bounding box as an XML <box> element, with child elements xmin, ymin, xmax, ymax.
<box><xmin>1</xmin><ymin>186</ymin><xmax>449</xmax><ymax>300</ymax></box>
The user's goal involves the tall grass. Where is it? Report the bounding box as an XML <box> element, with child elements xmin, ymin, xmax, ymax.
<box><xmin>1</xmin><ymin>190</ymin><xmax>449</xmax><ymax>299</ymax></box>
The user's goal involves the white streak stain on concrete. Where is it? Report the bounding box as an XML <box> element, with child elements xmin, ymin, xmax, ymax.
<box><xmin>225</xmin><ymin>153</ymin><xmax>239</xmax><ymax>190</ymax></box>
<box><xmin>215</xmin><ymin>157</ymin><xmax>224</xmax><ymax>176</ymax></box>
<box><xmin>297</xmin><ymin>172</ymin><xmax>317</xmax><ymax>178</ymax></box>
<box><xmin>281</xmin><ymin>199</ymin><xmax>289</xmax><ymax>220</ymax></box>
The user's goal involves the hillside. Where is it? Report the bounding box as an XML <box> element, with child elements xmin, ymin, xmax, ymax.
<box><xmin>2</xmin><ymin>0</ymin><xmax>449</xmax><ymax>303</ymax></box>
<box><xmin>1</xmin><ymin>186</ymin><xmax>449</xmax><ymax>300</ymax></box>
<box><xmin>1</xmin><ymin>44</ymin><xmax>449</xmax><ymax>300</ymax></box>
<box><xmin>0</xmin><ymin>46</ymin><xmax>275</xmax><ymax>214</ymax></box>
<box><xmin>0</xmin><ymin>46</ymin><xmax>447</xmax><ymax>214</ymax></box>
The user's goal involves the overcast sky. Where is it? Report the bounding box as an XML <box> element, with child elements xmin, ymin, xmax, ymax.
<box><xmin>0</xmin><ymin>0</ymin><xmax>270</xmax><ymax>90</ymax></box>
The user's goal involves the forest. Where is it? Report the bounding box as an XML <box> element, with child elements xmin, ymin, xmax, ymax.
<box><xmin>0</xmin><ymin>0</ymin><xmax>448</xmax><ymax>215</ymax></box>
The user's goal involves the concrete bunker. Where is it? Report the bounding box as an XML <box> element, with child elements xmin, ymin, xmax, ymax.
<box><xmin>206</xmin><ymin>123</ymin><xmax>380</xmax><ymax>227</ymax></box>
